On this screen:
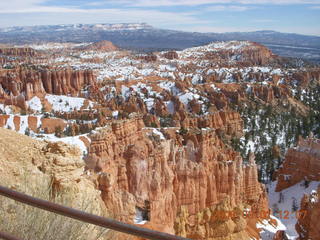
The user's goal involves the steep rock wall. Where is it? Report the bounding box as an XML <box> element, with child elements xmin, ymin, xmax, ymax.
<box><xmin>85</xmin><ymin>116</ymin><xmax>268</xmax><ymax>239</ymax></box>
<box><xmin>0</xmin><ymin>47</ymin><xmax>38</xmax><ymax>57</ymax></box>
<box><xmin>296</xmin><ymin>187</ymin><xmax>320</xmax><ymax>240</ymax></box>
<box><xmin>0</xmin><ymin>68</ymin><xmax>96</xmax><ymax>102</ymax></box>
<box><xmin>276</xmin><ymin>136</ymin><xmax>320</xmax><ymax>192</ymax></box>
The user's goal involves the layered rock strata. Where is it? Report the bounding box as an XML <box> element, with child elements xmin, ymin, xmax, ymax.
<box><xmin>0</xmin><ymin>68</ymin><xmax>95</xmax><ymax>102</ymax></box>
<box><xmin>276</xmin><ymin>136</ymin><xmax>320</xmax><ymax>192</ymax></box>
<box><xmin>296</xmin><ymin>187</ymin><xmax>320</xmax><ymax>240</ymax></box>
<box><xmin>85</xmin><ymin>116</ymin><xmax>268</xmax><ymax>239</ymax></box>
<box><xmin>0</xmin><ymin>47</ymin><xmax>38</xmax><ymax>57</ymax></box>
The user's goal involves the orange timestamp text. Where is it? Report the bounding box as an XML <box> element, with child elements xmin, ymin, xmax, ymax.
<box><xmin>211</xmin><ymin>209</ymin><xmax>307</xmax><ymax>220</ymax></box>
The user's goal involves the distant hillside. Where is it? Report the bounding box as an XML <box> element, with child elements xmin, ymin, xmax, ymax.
<box><xmin>0</xmin><ymin>23</ymin><xmax>319</xmax><ymax>62</ymax></box>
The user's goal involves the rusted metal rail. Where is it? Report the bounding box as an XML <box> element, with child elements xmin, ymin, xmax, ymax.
<box><xmin>0</xmin><ymin>185</ymin><xmax>191</xmax><ymax>240</ymax></box>
<box><xmin>0</xmin><ymin>231</ymin><xmax>22</xmax><ymax>240</ymax></box>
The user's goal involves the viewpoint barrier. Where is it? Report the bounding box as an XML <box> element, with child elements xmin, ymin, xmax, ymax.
<box><xmin>0</xmin><ymin>185</ymin><xmax>191</xmax><ymax>240</ymax></box>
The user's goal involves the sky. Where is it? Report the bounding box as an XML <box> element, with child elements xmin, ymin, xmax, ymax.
<box><xmin>0</xmin><ymin>0</ymin><xmax>320</xmax><ymax>36</ymax></box>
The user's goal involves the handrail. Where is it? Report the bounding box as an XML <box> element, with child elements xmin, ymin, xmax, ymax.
<box><xmin>0</xmin><ymin>231</ymin><xmax>22</xmax><ymax>240</ymax></box>
<box><xmin>0</xmin><ymin>185</ymin><xmax>191</xmax><ymax>240</ymax></box>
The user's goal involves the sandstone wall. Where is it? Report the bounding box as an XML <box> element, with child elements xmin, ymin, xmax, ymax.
<box><xmin>0</xmin><ymin>47</ymin><xmax>38</xmax><ymax>57</ymax></box>
<box><xmin>0</xmin><ymin>68</ymin><xmax>96</xmax><ymax>102</ymax></box>
<box><xmin>85</xmin><ymin>116</ymin><xmax>268</xmax><ymax>239</ymax></box>
<box><xmin>0</xmin><ymin>115</ymin><xmax>67</xmax><ymax>134</ymax></box>
<box><xmin>296</xmin><ymin>187</ymin><xmax>320</xmax><ymax>240</ymax></box>
<box><xmin>276</xmin><ymin>136</ymin><xmax>320</xmax><ymax>192</ymax></box>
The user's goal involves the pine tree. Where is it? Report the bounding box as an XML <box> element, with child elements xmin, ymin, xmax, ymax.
<box><xmin>25</xmin><ymin>128</ymin><xmax>30</xmax><ymax>136</ymax></box>
<box><xmin>292</xmin><ymin>198</ymin><xmax>299</xmax><ymax>212</ymax></box>
<box><xmin>279</xmin><ymin>192</ymin><xmax>284</xmax><ymax>203</ymax></box>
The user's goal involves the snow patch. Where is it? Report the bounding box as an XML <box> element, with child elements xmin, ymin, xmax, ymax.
<box><xmin>0</xmin><ymin>104</ymin><xmax>13</xmax><ymax>114</ymax></box>
<box><xmin>152</xmin><ymin>128</ymin><xmax>165</xmax><ymax>140</ymax></box>
<box><xmin>257</xmin><ymin>216</ymin><xmax>287</xmax><ymax>240</ymax></box>
<box><xmin>37</xmin><ymin>134</ymin><xmax>89</xmax><ymax>156</ymax></box>
<box><xmin>26</xmin><ymin>96</ymin><xmax>42</xmax><ymax>112</ymax></box>
<box><xmin>267</xmin><ymin>180</ymin><xmax>320</xmax><ymax>239</ymax></box>
<box><xmin>45</xmin><ymin>95</ymin><xmax>93</xmax><ymax>112</ymax></box>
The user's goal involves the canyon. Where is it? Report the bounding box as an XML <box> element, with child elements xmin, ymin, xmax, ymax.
<box><xmin>0</xmin><ymin>39</ymin><xmax>319</xmax><ymax>240</ymax></box>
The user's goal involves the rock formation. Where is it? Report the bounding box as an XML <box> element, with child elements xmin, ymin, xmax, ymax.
<box><xmin>0</xmin><ymin>127</ymin><xmax>110</xmax><ymax>239</ymax></box>
<box><xmin>163</xmin><ymin>51</ymin><xmax>179</xmax><ymax>60</ymax></box>
<box><xmin>296</xmin><ymin>187</ymin><xmax>320</xmax><ymax>240</ymax></box>
<box><xmin>85</xmin><ymin>115</ymin><xmax>269</xmax><ymax>239</ymax></box>
<box><xmin>2</xmin><ymin>40</ymin><xmax>318</xmax><ymax>240</ymax></box>
<box><xmin>276</xmin><ymin>136</ymin><xmax>320</xmax><ymax>192</ymax></box>
<box><xmin>0</xmin><ymin>67</ymin><xmax>96</xmax><ymax>110</ymax></box>
<box><xmin>138</xmin><ymin>54</ymin><xmax>157</xmax><ymax>62</ymax></box>
<box><xmin>0</xmin><ymin>68</ymin><xmax>95</xmax><ymax>100</ymax></box>
<box><xmin>273</xmin><ymin>230</ymin><xmax>289</xmax><ymax>240</ymax></box>
<box><xmin>81</xmin><ymin>40</ymin><xmax>118</xmax><ymax>52</ymax></box>
<box><xmin>0</xmin><ymin>47</ymin><xmax>38</xmax><ymax>57</ymax></box>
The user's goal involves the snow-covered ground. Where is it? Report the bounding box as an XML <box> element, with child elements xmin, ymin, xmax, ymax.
<box><xmin>2</xmin><ymin>114</ymin><xmax>41</xmax><ymax>134</ymax></box>
<box><xmin>179</xmin><ymin>41</ymin><xmax>251</xmax><ymax>58</ymax></box>
<box><xmin>257</xmin><ymin>215</ymin><xmax>287</xmax><ymax>240</ymax></box>
<box><xmin>26</xmin><ymin>96</ymin><xmax>43</xmax><ymax>112</ymax></box>
<box><xmin>266</xmin><ymin>180</ymin><xmax>320</xmax><ymax>239</ymax></box>
<box><xmin>134</xmin><ymin>207</ymin><xmax>148</xmax><ymax>225</ymax></box>
<box><xmin>28</xmin><ymin>42</ymin><xmax>90</xmax><ymax>50</ymax></box>
<box><xmin>26</xmin><ymin>95</ymin><xmax>95</xmax><ymax>113</ymax></box>
<box><xmin>1</xmin><ymin>114</ymin><xmax>88</xmax><ymax>156</ymax></box>
<box><xmin>37</xmin><ymin>134</ymin><xmax>89</xmax><ymax>156</ymax></box>
<box><xmin>45</xmin><ymin>95</ymin><xmax>94</xmax><ymax>112</ymax></box>
<box><xmin>0</xmin><ymin>104</ymin><xmax>13</xmax><ymax>114</ymax></box>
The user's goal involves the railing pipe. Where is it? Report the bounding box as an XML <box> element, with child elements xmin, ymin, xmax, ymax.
<box><xmin>0</xmin><ymin>232</ymin><xmax>22</xmax><ymax>240</ymax></box>
<box><xmin>0</xmin><ymin>185</ymin><xmax>191</xmax><ymax>240</ymax></box>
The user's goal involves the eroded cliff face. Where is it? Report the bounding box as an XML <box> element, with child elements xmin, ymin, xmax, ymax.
<box><xmin>269</xmin><ymin>136</ymin><xmax>320</xmax><ymax>240</ymax></box>
<box><xmin>272</xmin><ymin>230</ymin><xmax>289</xmax><ymax>240</ymax></box>
<box><xmin>85</xmin><ymin>115</ymin><xmax>268</xmax><ymax>239</ymax></box>
<box><xmin>276</xmin><ymin>136</ymin><xmax>320</xmax><ymax>192</ymax></box>
<box><xmin>183</xmin><ymin>41</ymin><xmax>275</xmax><ymax>67</ymax></box>
<box><xmin>0</xmin><ymin>47</ymin><xmax>38</xmax><ymax>57</ymax></box>
<box><xmin>80</xmin><ymin>40</ymin><xmax>118</xmax><ymax>52</ymax></box>
<box><xmin>0</xmin><ymin>67</ymin><xmax>96</xmax><ymax>105</ymax></box>
<box><xmin>296</xmin><ymin>187</ymin><xmax>320</xmax><ymax>240</ymax></box>
<box><xmin>0</xmin><ymin>115</ymin><xmax>67</xmax><ymax>134</ymax></box>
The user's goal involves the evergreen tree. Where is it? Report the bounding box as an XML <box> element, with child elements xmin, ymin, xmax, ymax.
<box><xmin>292</xmin><ymin>198</ymin><xmax>299</xmax><ymax>212</ymax></box>
<box><xmin>25</xmin><ymin>128</ymin><xmax>30</xmax><ymax>136</ymax></box>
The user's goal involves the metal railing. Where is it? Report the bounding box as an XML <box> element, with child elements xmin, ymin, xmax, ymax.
<box><xmin>0</xmin><ymin>231</ymin><xmax>21</xmax><ymax>240</ymax></box>
<box><xmin>0</xmin><ymin>185</ymin><xmax>191</xmax><ymax>240</ymax></box>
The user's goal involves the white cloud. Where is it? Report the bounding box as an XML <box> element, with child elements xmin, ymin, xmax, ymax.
<box><xmin>177</xmin><ymin>25</ymin><xmax>257</xmax><ymax>33</ymax></box>
<box><xmin>0</xmin><ymin>0</ymin><xmax>319</xmax><ymax>36</ymax></box>
<box><xmin>0</xmin><ymin>0</ymin><xmax>46</xmax><ymax>11</ymax></box>
<box><xmin>1</xmin><ymin>0</ymin><xmax>319</xmax><ymax>13</ymax></box>
<box><xmin>205</xmin><ymin>5</ymin><xmax>253</xmax><ymax>11</ymax></box>
<box><xmin>0</xmin><ymin>7</ymin><xmax>85</xmax><ymax>14</ymax></box>
<box><xmin>112</xmin><ymin>0</ymin><xmax>320</xmax><ymax>7</ymax></box>
<box><xmin>0</xmin><ymin>7</ymin><xmax>208</xmax><ymax>28</ymax></box>
<box><xmin>238</xmin><ymin>0</ymin><xmax>320</xmax><ymax>4</ymax></box>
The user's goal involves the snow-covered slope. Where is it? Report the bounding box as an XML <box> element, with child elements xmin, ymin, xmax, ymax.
<box><xmin>267</xmin><ymin>181</ymin><xmax>320</xmax><ymax>239</ymax></box>
<box><xmin>257</xmin><ymin>215</ymin><xmax>287</xmax><ymax>240</ymax></box>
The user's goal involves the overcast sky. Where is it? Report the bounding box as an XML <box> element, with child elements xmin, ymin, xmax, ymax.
<box><xmin>0</xmin><ymin>0</ymin><xmax>320</xmax><ymax>36</ymax></box>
